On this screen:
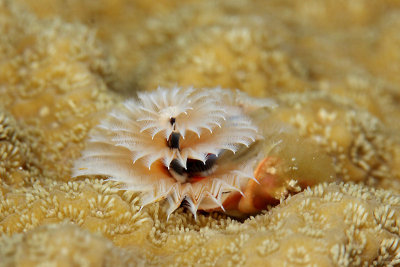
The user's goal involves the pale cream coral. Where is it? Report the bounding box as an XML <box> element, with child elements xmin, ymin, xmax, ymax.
<box><xmin>0</xmin><ymin>110</ymin><xmax>41</xmax><ymax>183</ymax></box>
<box><xmin>0</xmin><ymin>0</ymin><xmax>119</xmax><ymax>180</ymax></box>
<box><xmin>1</xmin><ymin>0</ymin><xmax>400</xmax><ymax>266</ymax></box>
<box><xmin>2</xmin><ymin>183</ymin><xmax>400</xmax><ymax>266</ymax></box>
<box><xmin>138</xmin><ymin>24</ymin><xmax>309</xmax><ymax>98</ymax></box>
<box><xmin>0</xmin><ymin>223</ymin><xmax>146</xmax><ymax>266</ymax></box>
<box><xmin>266</xmin><ymin>91</ymin><xmax>400</xmax><ymax>192</ymax></box>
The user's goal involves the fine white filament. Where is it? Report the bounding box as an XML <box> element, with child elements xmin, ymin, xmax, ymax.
<box><xmin>73</xmin><ymin>87</ymin><xmax>269</xmax><ymax>218</ymax></box>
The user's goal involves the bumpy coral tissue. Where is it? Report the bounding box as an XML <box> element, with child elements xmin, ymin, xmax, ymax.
<box><xmin>1</xmin><ymin>0</ymin><xmax>400</xmax><ymax>266</ymax></box>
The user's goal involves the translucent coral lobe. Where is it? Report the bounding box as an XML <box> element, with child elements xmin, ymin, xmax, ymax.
<box><xmin>73</xmin><ymin>87</ymin><xmax>260</xmax><ymax>217</ymax></box>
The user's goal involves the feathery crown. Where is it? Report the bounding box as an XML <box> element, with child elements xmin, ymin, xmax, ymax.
<box><xmin>73</xmin><ymin>87</ymin><xmax>266</xmax><ymax>217</ymax></box>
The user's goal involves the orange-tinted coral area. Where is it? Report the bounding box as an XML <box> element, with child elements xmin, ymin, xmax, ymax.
<box><xmin>1</xmin><ymin>0</ymin><xmax>400</xmax><ymax>265</ymax></box>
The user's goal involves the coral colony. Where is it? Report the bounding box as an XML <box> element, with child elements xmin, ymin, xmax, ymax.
<box><xmin>73</xmin><ymin>87</ymin><xmax>268</xmax><ymax>218</ymax></box>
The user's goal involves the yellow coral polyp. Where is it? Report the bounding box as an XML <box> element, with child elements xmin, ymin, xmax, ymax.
<box><xmin>1</xmin><ymin>0</ymin><xmax>400</xmax><ymax>266</ymax></box>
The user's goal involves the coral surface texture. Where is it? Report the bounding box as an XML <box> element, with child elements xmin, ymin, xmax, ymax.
<box><xmin>1</xmin><ymin>0</ymin><xmax>400</xmax><ymax>266</ymax></box>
